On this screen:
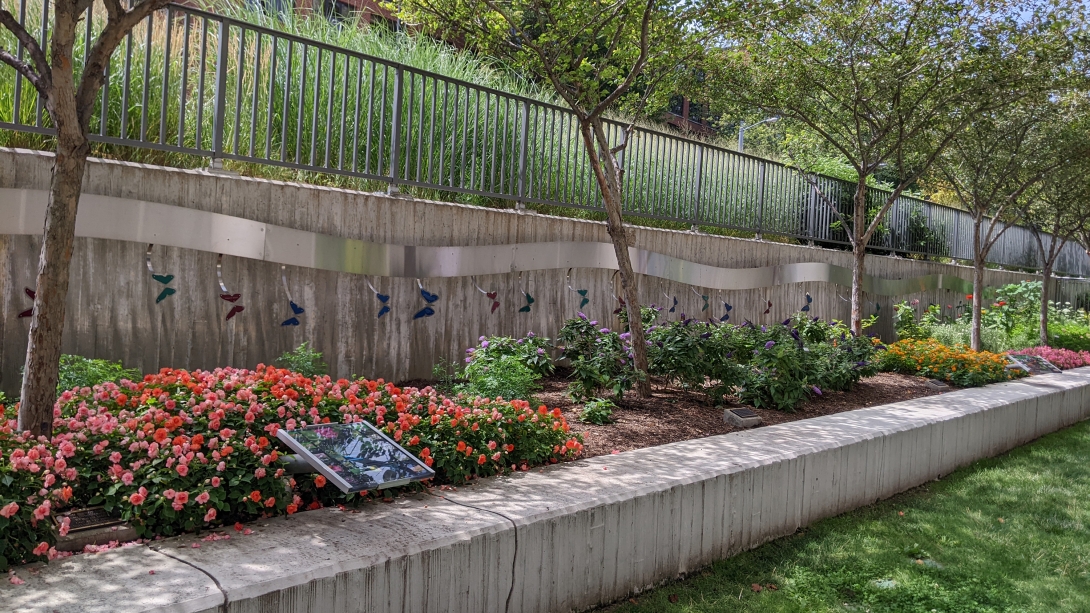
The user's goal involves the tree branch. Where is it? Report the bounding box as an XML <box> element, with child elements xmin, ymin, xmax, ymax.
<box><xmin>0</xmin><ymin>6</ymin><xmax>51</xmax><ymax>94</ymax></box>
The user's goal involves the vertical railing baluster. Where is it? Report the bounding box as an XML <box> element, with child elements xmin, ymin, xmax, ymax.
<box><xmin>517</xmin><ymin>100</ymin><xmax>530</xmax><ymax>205</ymax></box>
<box><xmin>388</xmin><ymin>66</ymin><xmax>403</xmax><ymax>192</ymax></box>
<box><xmin>210</xmin><ymin>19</ymin><xmax>229</xmax><ymax>163</ymax></box>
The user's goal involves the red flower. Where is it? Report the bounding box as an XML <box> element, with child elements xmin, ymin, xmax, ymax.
<box><xmin>477</xmin><ymin>454</ymin><xmax>487</xmax><ymax>465</ymax></box>
<box><xmin>966</xmin><ymin>294</ymin><xmax>973</xmax><ymax>300</ymax></box>
<box><xmin>250</xmin><ymin>490</ymin><xmax>262</xmax><ymax>503</ymax></box>
<box><xmin>456</xmin><ymin>441</ymin><xmax>467</xmax><ymax>452</ymax></box>
<box><xmin>153</xmin><ymin>428</ymin><xmax>169</xmax><ymax>444</ymax></box>
<box><xmin>314</xmin><ymin>475</ymin><xmax>327</xmax><ymax>488</ymax></box>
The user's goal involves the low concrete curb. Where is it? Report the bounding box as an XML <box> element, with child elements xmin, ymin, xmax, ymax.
<box><xmin>5</xmin><ymin>368</ymin><xmax>1090</xmax><ymax>613</ymax></box>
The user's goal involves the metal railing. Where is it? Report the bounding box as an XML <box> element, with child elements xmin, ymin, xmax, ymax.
<box><xmin>2</xmin><ymin>0</ymin><xmax>1087</xmax><ymax>277</ymax></box>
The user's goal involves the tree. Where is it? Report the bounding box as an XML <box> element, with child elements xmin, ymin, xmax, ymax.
<box><xmin>1</xmin><ymin>0</ymin><xmax>172</xmax><ymax>435</ymax></box>
<box><xmin>1027</xmin><ymin>157</ymin><xmax>1090</xmax><ymax>346</ymax></box>
<box><xmin>934</xmin><ymin>95</ymin><xmax>1087</xmax><ymax>351</ymax></box>
<box><xmin>704</xmin><ymin>0</ymin><xmax>1075</xmax><ymax>335</ymax></box>
<box><xmin>395</xmin><ymin>0</ymin><xmax>732</xmax><ymax>397</ymax></box>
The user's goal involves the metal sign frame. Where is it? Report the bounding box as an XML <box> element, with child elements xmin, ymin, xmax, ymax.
<box><xmin>276</xmin><ymin>421</ymin><xmax>435</xmax><ymax>492</ymax></box>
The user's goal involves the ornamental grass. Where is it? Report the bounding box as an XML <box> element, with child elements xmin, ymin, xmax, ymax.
<box><xmin>0</xmin><ymin>365</ymin><xmax>581</xmax><ymax>571</ymax></box>
<box><xmin>878</xmin><ymin>339</ymin><xmax>1024</xmax><ymax>387</ymax></box>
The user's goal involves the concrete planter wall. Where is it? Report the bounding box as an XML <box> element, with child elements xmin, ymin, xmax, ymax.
<box><xmin>5</xmin><ymin>368</ymin><xmax>1090</xmax><ymax>613</ymax></box>
<box><xmin>3</xmin><ymin>147</ymin><xmax>1085</xmax><ymax>393</ymax></box>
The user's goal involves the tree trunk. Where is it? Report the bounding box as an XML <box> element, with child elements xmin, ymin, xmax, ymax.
<box><xmin>18</xmin><ymin>122</ymin><xmax>90</xmax><ymax>436</ymax></box>
<box><xmin>970</xmin><ymin>216</ymin><xmax>984</xmax><ymax>352</ymax></box>
<box><xmin>850</xmin><ymin>178</ymin><xmax>867</xmax><ymax>335</ymax></box>
<box><xmin>1040</xmin><ymin>263</ymin><xmax>1052</xmax><ymax>347</ymax></box>
<box><xmin>580</xmin><ymin>119</ymin><xmax>651</xmax><ymax>398</ymax></box>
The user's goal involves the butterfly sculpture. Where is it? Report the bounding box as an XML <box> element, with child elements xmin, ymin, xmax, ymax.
<box><xmin>763</xmin><ymin>300</ymin><xmax>772</xmax><ymax>315</ymax></box>
<box><xmin>472</xmin><ymin>277</ymin><xmax>501</xmax><ymax>314</ymax></box>
<box><xmin>720</xmin><ymin>301</ymin><xmax>732</xmax><ymax>323</ymax></box>
<box><xmin>801</xmin><ymin>292</ymin><xmax>813</xmax><ymax>312</ymax></box>
<box><xmin>280</xmin><ymin>267</ymin><xmax>306</xmax><ymax>326</ymax></box>
<box><xmin>566</xmin><ymin>269</ymin><xmax>590</xmax><ymax>309</ymax></box>
<box><xmin>691</xmin><ymin>288</ymin><xmax>709</xmax><ymax>312</ymax></box>
<box><xmin>216</xmin><ymin>255</ymin><xmax>245</xmax><ymax>322</ymax></box>
<box><xmin>366</xmin><ymin>278</ymin><xmax>390</xmax><ymax>319</ymax></box>
<box><xmin>18</xmin><ymin>286</ymin><xmax>34</xmax><ymax>318</ymax></box>
<box><xmin>146</xmin><ymin>245</ymin><xmax>177</xmax><ymax>304</ymax></box>
<box><xmin>518</xmin><ymin>273</ymin><xmax>534</xmax><ymax>313</ymax></box>
<box><xmin>415</xmin><ymin>280</ymin><xmax>438</xmax><ymax>318</ymax></box>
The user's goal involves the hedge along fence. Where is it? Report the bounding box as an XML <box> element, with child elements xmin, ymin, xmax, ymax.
<box><xmin>1</xmin><ymin>0</ymin><xmax>1088</xmax><ymax>275</ymax></box>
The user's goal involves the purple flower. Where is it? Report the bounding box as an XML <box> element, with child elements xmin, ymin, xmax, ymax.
<box><xmin>479</xmin><ymin>336</ymin><xmax>486</xmax><ymax>342</ymax></box>
<box><xmin>599</xmin><ymin>328</ymin><xmax>611</xmax><ymax>334</ymax></box>
<box><xmin>537</xmin><ymin>348</ymin><xmax>545</xmax><ymax>355</ymax></box>
<box><xmin>590</xmin><ymin>320</ymin><xmax>598</xmax><ymax>326</ymax></box>
<box><xmin>812</xmin><ymin>386</ymin><xmax>823</xmax><ymax>396</ymax></box>
<box><xmin>578</xmin><ymin>312</ymin><xmax>587</xmax><ymax>320</ymax></box>
<box><xmin>765</xmin><ymin>341</ymin><xmax>776</xmax><ymax>349</ymax></box>
<box><xmin>466</xmin><ymin>348</ymin><xmax>475</xmax><ymax>354</ymax></box>
<box><xmin>517</xmin><ymin>339</ymin><xmax>524</xmax><ymax>344</ymax></box>
<box><xmin>481</xmin><ymin>340</ymin><xmax>490</xmax><ymax>348</ymax></box>
<box><xmin>465</xmin><ymin>357</ymin><xmax>473</xmax><ymax>363</ymax></box>
<box><xmin>761</xmin><ymin>325</ymin><xmax>767</xmax><ymax>332</ymax></box>
<box><xmin>527</xmin><ymin>331</ymin><xmax>535</xmax><ymax>338</ymax></box>
<box><xmin>619</xmin><ymin>332</ymin><xmax>631</xmax><ymax>340</ymax></box>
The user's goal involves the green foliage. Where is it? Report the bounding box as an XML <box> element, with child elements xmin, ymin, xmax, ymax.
<box><xmin>1048</xmin><ymin>322</ymin><xmax>1090</xmax><ymax>351</ymax></box>
<box><xmin>457</xmin><ymin>354</ymin><xmax>541</xmax><ymax>402</ymax></box>
<box><xmin>894</xmin><ymin>301</ymin><xmax>931</xmax><ymax>340</ymax></box>
<box><xmin>558</xmin><ymin>314</ymin><xmax>641</xmax><ymax>402</ymax></box>
<box><xmin>275</xmin><ymin>342</ymin><xmax>328</xmax><ymax>378</ymax></box>
<box><xmin>578</xmin><ymin>398</ymin><xmax>616</xmax><ymax>426</ymax></box>
<box><xmin>464</xmin><ymin>333</ymin><xmax>554</xmax><ymax>377</ymax></box>
<box><xmin>56</xmin><ymin>354</ymin><xmax>141</xmax><ymax>392</ymax></box>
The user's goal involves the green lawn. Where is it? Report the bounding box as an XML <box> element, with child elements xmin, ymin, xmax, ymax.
<box><xmin>600</xmin><ymin>420</ymin><xmax>1090</xmax><ymax>613</ymax></box>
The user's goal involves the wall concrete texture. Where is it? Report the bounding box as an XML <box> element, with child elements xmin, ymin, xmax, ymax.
<box><xmin>4</xmin><ymin>368</ymin><xmax>1090</xmax><ymax>613</ymax></box>
<box><xmin>2</xmin><ymin>147</ymin><xmax>1086</xmax><ymax>393</ymax></box>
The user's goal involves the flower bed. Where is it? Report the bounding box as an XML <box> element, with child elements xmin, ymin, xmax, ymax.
<box><xmin>1009</xmin><ymin>346</ymin><xmax>1090</xmax><ymax>370</ymax></box>
<box><xmin>878</xmin><ymin>339</ymin><xmax>1024</xmax><ymax>386</ymax></box>
<box><xmin>0</xmin><ymin>366</ymin><xmax>581</xmax><ymax>572</ymax></box>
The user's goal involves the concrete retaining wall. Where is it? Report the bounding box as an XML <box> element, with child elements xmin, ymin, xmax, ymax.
<box><xmin>1</xmin><ymin>147</ymin><xmax>1085</xmax><ymax>394</ymax></box>
<box><xmin>5</xmin><ymin>368</ymin><xmax>1090</xmax><ymax>613</ymax></box>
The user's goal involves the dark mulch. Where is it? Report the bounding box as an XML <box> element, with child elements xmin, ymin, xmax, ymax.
<box><xmin>547</xmin><ymin>372</ymin><xmax>950</xmax><ymax>459</ymax></box>
<box><xmin>399</xmin><ymin>371</ymin><xmax>950</xmax><ymax>460</ymax></box>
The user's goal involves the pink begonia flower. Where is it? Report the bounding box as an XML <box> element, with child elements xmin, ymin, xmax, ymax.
<box><xmin>54</xmin><ymin>457</ymin><xmax>66</xmax><ymax>470</ymax></box>
<box><xmin>163</xmin><ymin>489</ymin><xmax>176</xmax><ymax>499</ymax></box>
<box><xmin>196</xmin><ymin>492</ymin><xmax>210</xmax><ymax>504</ymax></box>
<box><xmin>216</xmin><ymin>462</ymin><xmax>226</xmax><ymax>472</ymax></box>
<box><xmin>121</xmin><ymin>471</ymin><xmax>134</xmax><ymax>486</ymax></box>
<box><xmin>203</xmin><ymin>508</ymin><xmax>217</xmax><ymax>522</ymax></box>
<box><xmin>32</xmin><ymin>542</ymin><xmax>49</xmax><ymax>556</ymax></box>
<box><xmin>254</xmin><ymin>468</ymin><xmax>266</xmax><ymax>479</ymax></box>
<box><xmin>109</xmin><ymin>451</ymin><xmax>122</xmax><ymax>464</ymax></box>
<box><xmin>8</xmin><ymin>574</ymin><xmax>25</xmax><ymax>585</ymax></box>
<box><xmin>59</xmin><ymin>517</ymin><xmax>71</xmax><ymax>536</ymax></box>
<box><xmin>211</xmin><ymin>477</ymin><xmax>221</xmax><ymax>487</ymax></box>
<box><xmin>32</xmin><ymin>501</ymin><xmax>51</xmax><ymax>521</ymax></box>
<box><xmin>43</xmin><ymin>473</ymin><xmax>56</xmax><ymax>488</ymax></box>
<box><xmin>176</xmin><ymin>463</ymin><xmax>189</xmax><ymax>477</ymax></box>
<box><xmin>174</xmin><ymin>491</ymin><xmax>189</xmax><ymax>505</ymax></box>
<box><xmin>129</xmin><ymin>492</ymin><xmax>146</xmax><ymax>506</ymax></box>
<box><xmin>0</xmin><ymin>502</ymin><xmax>19</xmax><ymax>518</ymax></box>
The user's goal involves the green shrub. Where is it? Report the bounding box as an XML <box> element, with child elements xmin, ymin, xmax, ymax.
<box><xmin>275</xmin><ymin>342</ymin><xmax>328</xmax><ymax>378</ymax></box>
<box><xmin>56</xmin><ymin>354</ymin><xmax>141</xmax><ymax>392</ymax></box>
<box><xmin>646</xmin><ymin>319</ymin><xmax>708</xmax><ymax>390</ymax></box>
<box><xmin>579</xmin><ymin>398</ymin><xmax>616</xmax><ymax>425</ymax></box>
<box><xmin>558</xmin><ymin>314</ymin><xmax>640</xmax><ymax>401</ymax></box>
<box><xmin>464</xmin><ymin>332</ymin><xmax>554</xmax><ymax>377</ymax></box>
<box><xmin>457</xmin><ymin>354</ymin><xmax>541</xmax><ymax>402</ymax></box>
<box><xmin>1048</xmin><ymin>322</ymin><xmax>1090</xmax><ymax>351</ymax></box>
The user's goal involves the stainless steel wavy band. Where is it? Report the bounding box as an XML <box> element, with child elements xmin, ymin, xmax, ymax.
<box><xmin>0</xmin><ymin>188</ymin><xmax>973</xmax><ymax>296</ymax></box>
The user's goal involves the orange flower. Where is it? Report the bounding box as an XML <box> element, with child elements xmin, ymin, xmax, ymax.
<box><xmin>153</xmin><ymin>428</ymin><xmax>170</xmax><ymax>444</ymax></box>
<box><xmin>314</xmin><ymin>475</ymin><xmax>327</xmax><ymax>488</ymax></box>
<box><xmin>477</xmin><ymin>454</ymin><xmax>487</xmax><ymax>465</ymax></box>
<box><xmin>250</xmin><ymin>490</ymin><xmax>262</xmax><ymax>503</ymax></box>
